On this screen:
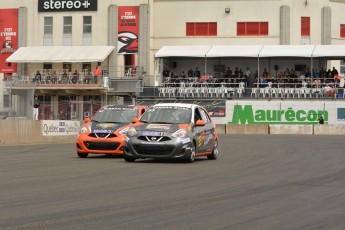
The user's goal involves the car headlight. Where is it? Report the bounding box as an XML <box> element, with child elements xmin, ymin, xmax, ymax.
<box><xmin>172</xmin><ymin>129</ymin><xmax>187</xmax><ymax>138</ymax></box>
<box><xmin>126</xmin><ymin>126</ymin><xmax>137</xmax><ymax>137</ymax></box>
<box><xmin>119</xmin><ymin>127</ymin><xmax>130</xmax><ymax>135</ymax></box>
<box><xmin>79</xmin><ymin>125</ymin><xmax>89</xmax><ymax>134</ymax></box>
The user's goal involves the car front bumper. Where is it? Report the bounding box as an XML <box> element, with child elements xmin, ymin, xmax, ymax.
<box><xmin>124</xmin><ymin>135</ymin><xmax>193</xmax><ymax>159</ymax></box>
<box><xmin>76</xmin><ymin>134</ymin><xmax>125</xmax><ymax>155</ymax></box>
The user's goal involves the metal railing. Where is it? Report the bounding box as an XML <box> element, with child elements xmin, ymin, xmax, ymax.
<box><xmin>136</xmin><ymin>82</ymin><xmax>344</xmax><ymax>100</ymax></box>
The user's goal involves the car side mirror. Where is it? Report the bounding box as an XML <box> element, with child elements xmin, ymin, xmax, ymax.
<box><xmin>84</xmin><ymin>117</ymin><xmax>91</xmax><ymax>123</ymax></box>
<box><xmin>132</xmin><ymin>118</ymin><xmax>138</xmax><ymax>123</ymax></box>
<box><xmin>195</xmin><ymin>120</ymin><xmax>205</xmax><ymax>126</ymax></box>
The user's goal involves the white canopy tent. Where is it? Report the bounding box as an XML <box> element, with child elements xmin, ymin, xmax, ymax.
<box><xmin>6</xmin><ymin>46</ymin><xmax>115</xmax><ymax>63</ymax></box>
<box><xmin>312</xmin><ymin>45</ymin><xmax>345</xmax><ymax>59</ymax></box>
<box><xmin>206</xmin><ymin>45</ymin><xmax>264</xmax><ymax>58</ymax></box>
<box><xmin>154</xmin><ymin>45</ymin><xmax>212</xmax><ymax>58</ymax></box>
<box><xmin>259</xmin><ymin>45</ymin><xmax>316</xmax><ymax>57</ymax></box>
<box><xmin>153</xmin><ymin>45</ymin><xmax>345</xmax><ymax>85</ymax></box>
<box><xmin>154</xmin><ymin>46</ymin><xmax>212</xmax><ymax>82</ymax></box>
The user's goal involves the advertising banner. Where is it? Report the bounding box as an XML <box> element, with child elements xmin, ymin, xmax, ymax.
<box><xmin>42</xmin><ymin>120</ymin><xmax>80</xmax><ymax>136</ymax></box>
<box><xmin>222</xmin><ymin>100</ymin><xmax>345</xmax><ymax>125</ymax></box>
<box><xmin>38</xmin><ymin>0</ymin><xmax>98</xmax><ymax>12</ymax></box>
<box><xmin>0</xmin><ymin>9</ymin><xmax>18</xmax><ymax>74</ymax></box>
<box><xmin>136</xmin><ymin>100</ymin><xmax>226</xmax><ymax>117</ymax></box>
<box><xmin>118</xmin><ymin>6</ymin><xmax>139</xmax><ymax>54</ymax></box>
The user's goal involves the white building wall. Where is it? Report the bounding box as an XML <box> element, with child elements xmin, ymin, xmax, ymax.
<box><xmin>2</xmin><ymin>0</ymin><xmax>345</xmax><ymax>75</ymax></box>
<box><xmin>1</xmin><ymin>1</ymin><xmax>345</xmax><ymax>85</ymax></box>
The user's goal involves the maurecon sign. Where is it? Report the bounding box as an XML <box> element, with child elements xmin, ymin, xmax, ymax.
<box><xmin>38</xmin><ymin>0</ymin><xmax>97</xmax><ymax>12</ymax></box>
<box><xmin>229</xmin><ymin>104</ymin><xmax>327</xmax><ymax>124</ymax></box>
<box><xmin>210</xmin><ymin>101</ymin><xmax>345</xmax><ymax>125</ymax></box>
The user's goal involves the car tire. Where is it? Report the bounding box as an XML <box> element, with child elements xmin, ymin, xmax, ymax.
<box><xmin>186</xmin><ymin>142</ymin><xmax>196</xmax><ymax>163</ymax></box>
<box><xmin>124</xmin><ymin>155</ymin><xmax>136</xmax><ymax>162</ymax></box>
<box><xmin>207</xmin><ymin>139</ymin><xmax>218</xmax><ymax>160</ymax></box>
<box><xmin>77</xmin><ymin>152</ymin><xmax>88</xmax><ymax>158</ymax></box>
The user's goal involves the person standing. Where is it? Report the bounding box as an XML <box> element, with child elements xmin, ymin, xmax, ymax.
<box><xmin>162</xmin><ymin>68</ymin><xmax>170</xmax><ymax>78</ymax></box>
<box><xmin>194</xmin><ymin>67</ymin><xmax>201</xmax><ymax>79</ymax></box>
<box><xmin>180</xmin><ymin>71</ymin><xmax>186</xmax><ymax>83</ymax></box>
<box><xmin>51</xmin><ymin>70</ymin><xmax>58</xmax><ymax>84</ymax></box>
<box><xmin>33</xmin><ymin>70</ymin><xmax>42</xmax><ymax>84</ymax></box>
<box><xmin>187</xmin><ymin>67</ymin><xmax>194</xmax><ymax>78</ymax></box>
<box><xmin>84</xmin><ymin>69</ymin><xmax>92</xmax><ymax>84</ymax></box>
<box><xmin>245</xmin><ymin>67</ymin><xmax>251</xmax><ymax>87</ymax></box>
<box><xmin>33</xmin><ymin>96</ymin><xmax>40</xmax><ymax>120</ymax></box>
<box><xmin>71</xmin><ymin>69</ymin><xmax>79</xmax><ymax>84</ymax></box>
<box><xmin>93</xmin><ymin>65</ymin><xmax>102</xmax><ymax>84</ymax></box>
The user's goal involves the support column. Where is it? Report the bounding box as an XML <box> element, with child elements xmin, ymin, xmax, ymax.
<box><xmin>18</xmin><ymin>7</ymin><xmax>28</xmax><ymax>76</ymax></box>
<box><xmin>139</xmin><ymin>4</ymin><xmax>150</xmax><ymax>75</ymax></box>
<box><xmin>321</xmin><ymin>7</ymin><xmax>331</xmax><ymax>45</ymax></box>
<box><xmin>280</xmin><ymin>5</ymin><xmax>290</xmax><ymax>45</ymax></box>
<box><xmin>108</xmin><ymin>5</ymin><xmax>118</xmax><ymax>78</ymax></box>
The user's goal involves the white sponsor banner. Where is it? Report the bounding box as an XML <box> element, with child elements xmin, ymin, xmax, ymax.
<box><xmin>211</xmin><ymin>100</ymin><xmax>345</xmax><ymax>125</ymax></box>
<box><xmin>42</xmin><ymin>120</ymin><xmax>80</xmax><ymax>136</ymax></box>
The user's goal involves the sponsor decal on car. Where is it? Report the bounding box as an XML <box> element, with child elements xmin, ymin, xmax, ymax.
<box><xmin>146</xmin><ymin>124</ymin><xmax>171</xmax><ymax>130</ymax></box>
<box><xmin>141</xmin><ymin>142</ymin><xmax>164</xmax><ymax>145</ymax></box>
<box><xmin>96</xmin><ymin>123</ymin><xmax>119</xmax><ymax>128</ymax></box>
<box><xmin>143</xmin><ymin>131</ymin><xmax>165</xmax><ymax>136</ymax></box>
<box><xmin>93</xmin><ymin>129</ymin><xmax>113</xmax><ymax>133</ymax></box>
<box><xmin>204</xmin><ymin>133</ymin><xmax>214</xmax><ymax>146</ymax></box>
<box><xmin>182</xmin><ymin>138</ymin><xmax>191</xmax><ymax>144</ymax></box>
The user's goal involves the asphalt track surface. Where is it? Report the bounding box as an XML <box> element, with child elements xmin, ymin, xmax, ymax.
<box><xmin>1</xmin><ymin>135</ymin><xmax>345</xmax><ymax>230</ymax></box>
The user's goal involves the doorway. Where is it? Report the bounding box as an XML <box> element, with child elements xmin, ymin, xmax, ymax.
<box><xmin>124</xmin><ymin>54</ymin><xmax>135</xmax><ymax>77</ymax></box>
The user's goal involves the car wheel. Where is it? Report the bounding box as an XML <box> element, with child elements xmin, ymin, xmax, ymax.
<box><xmin>77</xmin><ymin>152</ymin><xmax>88</xmax><ymax>158</ymax></box>
<box><xmin>124</xmin><ymin>155</ymin><xmax>136</xmax><ymax>162</ymax></box>
<box><xmin>186</xmin><ymin>142</ymin><xmax>196</xmax><ymax>163</ymax></box>
<box><xmin>207</xmin><ymin>139</ymin><xmax>219</xmax><ymax>160</ymax></box>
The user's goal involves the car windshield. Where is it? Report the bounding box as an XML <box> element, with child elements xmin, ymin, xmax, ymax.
<box><xmin>92</xmin><ymin>108</ymin><xmax>137</xmax><ymax>123</ymax></box>
<box><xmin>140</xmin><ymin>106</ymin><xmax>191</xmax><ymax>124</ymax></box>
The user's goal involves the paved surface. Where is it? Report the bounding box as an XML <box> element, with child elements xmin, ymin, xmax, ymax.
<box><xmin>1</xmin><ymin>135</ymin><xmax>345</xmax><ymax>230</ymax></box>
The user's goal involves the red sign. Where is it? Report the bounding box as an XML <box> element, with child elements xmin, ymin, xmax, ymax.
<box><xmin>118</xmin><ymin>6</ymin><xmax>139</xmax><ymax>54</ymax></box>
<box><xmin>0</xmin><ymin>9</ymin><xmax>18</xmax><ymax>74</ymax></box>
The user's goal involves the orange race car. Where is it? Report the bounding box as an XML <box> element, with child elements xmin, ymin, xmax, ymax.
<box><xmin>76</xmin><ymin>104</ymin><xmax>147</xmax><ymax>158</ymax></box>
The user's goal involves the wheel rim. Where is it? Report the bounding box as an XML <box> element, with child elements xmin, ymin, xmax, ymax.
<box><xmin>213</xmin><ymin>140</ymin><xmax>219</xmax><ymax>156</ymax></box>
<box><xmin>190</xmin><ymin>145</ymin><xmax>195</xmax><ymax>161</ymax></box>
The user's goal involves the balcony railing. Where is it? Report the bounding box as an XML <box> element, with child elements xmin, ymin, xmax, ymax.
<box><xmin>136</xmin><ymin>81</ymin><xmax>344</xmax><ymax>100</ymax></box>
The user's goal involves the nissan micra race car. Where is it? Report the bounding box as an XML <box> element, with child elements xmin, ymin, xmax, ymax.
<box><xmin>76</xmin><ymin>104</ymin><xmax>147</xmax><ymax>158</ymax></box>
<box><xmin>124</xmin><ymin>103</ymin><xmax>219</xmax><ymax>163</ymax></box>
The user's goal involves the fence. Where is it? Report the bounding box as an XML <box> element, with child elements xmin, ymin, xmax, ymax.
<box><xmin>136</xmin><ymin>83</ymin><xmax>345</xmax><ymax>100</ymax></box>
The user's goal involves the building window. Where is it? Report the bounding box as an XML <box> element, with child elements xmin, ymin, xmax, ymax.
<box><xmin>3</xmin><ymin>95</ymin><xmax>9</xmax><ymax>109</ymax></box>
<box><xmin>63</xmin><ymin>63</ymin><xmax>72</xmax><ymax>72</ymax></box>
<box><xmin>82</xmin><ymin>63</ymin><xmax>91</xmax><ymax>72</ymax></box>
<box><xmin>43</xmin><ymin>63</ymin><xmax>52</xmax><ymax>71</ymax></box>
<box><xmin>341</xmin><ymin>24</ymin><xmax>345</xmax><ymax>38</ymax></box>
<box><xmin>44</xmin><ymin>17</ymin><xmax>53</xmax><ymax>35</ymax></box>
<box><xmin>44</xmin><ymin>17</ymin><xmax>53</xmax><ymax>46</ymax></box>
<box><xmin>301</xmin><ymin>17</ymin><xmax>310</xmax><ymax>36</ymax></box>
<box><xmin>83</xmin><ymin>16</ymin><xmax>92</xmax><ymax>45</ymax></box>
<box><xmin>63</xmin><ymin>16</ymin><xmax>72</xmax><ymax>34</ymax></box>
<box><xmin>237</xmin><ymin>22</ymin><xmax>268</xmax><ymax>36</ymax></box>
<box><xmin>63</xmin><ymin>16</ymin><xmax>72</xmax><ymax>46</ymax></box>
<box><xmin>186</xmin><ymin>22</ymin><xmax>217</xmax><ymax>36</ymax></box>
<box><xmin>83</xmin><ymin>16</ymin><xmax>92</xmax><ymax>33</ymax></box>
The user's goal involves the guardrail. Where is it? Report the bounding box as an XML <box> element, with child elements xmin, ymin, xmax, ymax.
<box><xmin>1</xmin><ymin>120</ymin><xmax>345</xmax><ymax>146</ymax></box>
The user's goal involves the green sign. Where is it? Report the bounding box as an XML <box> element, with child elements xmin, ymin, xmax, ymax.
<box><xmin>229</xmin><ymin>105</ymin><xmax>328</xmax><ymax>124</ymax></box>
